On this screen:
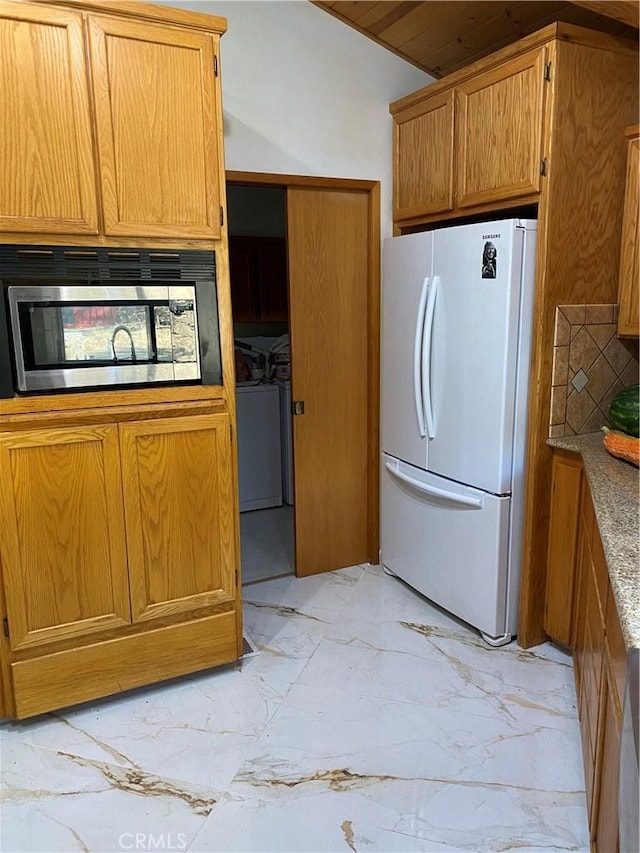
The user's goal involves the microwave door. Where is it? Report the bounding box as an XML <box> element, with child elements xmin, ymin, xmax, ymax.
<box><xmin>169</xmin><ymin>286</ymin><xmax>200</xmax><ymax>382</ymax></box>
<box><xmin>32</xmin><ymin>306</ymin><xmax>65</xmax><ymax>366</ymax></box>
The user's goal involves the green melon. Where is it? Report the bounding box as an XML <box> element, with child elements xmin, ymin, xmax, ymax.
<box><xmin>608</xmin><ymin>384</ymin><xmax>640</xmax><ymax>437</ymax></box>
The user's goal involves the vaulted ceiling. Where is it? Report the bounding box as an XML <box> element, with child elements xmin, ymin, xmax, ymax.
<box><xmin>312</xmin><ymin>1</ymin><xmax>639</xmax><ymax>78</ymax></box>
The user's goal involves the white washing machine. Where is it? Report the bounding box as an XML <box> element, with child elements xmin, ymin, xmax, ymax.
<box><xmin>236</xmin><ymin>383</ymin><xmax>282</xmax><ymax>512</ymax></box>
<box><xmin>276</xmin><ymin>379</ymin><xmax>294</xmax><ymax>505</ymax></box>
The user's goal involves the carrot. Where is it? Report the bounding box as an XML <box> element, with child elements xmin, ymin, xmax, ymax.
<box><xmin>602</xmin><ymin>426</ymin><xmax>640</xmax><ymax>467</ymax></box>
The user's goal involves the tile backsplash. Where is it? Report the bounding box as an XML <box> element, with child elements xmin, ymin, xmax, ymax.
<box><xmin>549</xmin><ymin>305</ymin><xmax>639</xmax><ymax>438</ymax></box>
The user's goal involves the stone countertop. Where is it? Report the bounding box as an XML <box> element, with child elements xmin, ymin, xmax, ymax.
<box><xmin>548</xmin><ymin>432</ymin><xmax>639</xmax><ymax>650</ymax></box>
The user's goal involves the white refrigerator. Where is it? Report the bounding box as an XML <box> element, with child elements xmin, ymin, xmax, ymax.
<box><xmin>380</xmin><ymin>218</ymin><xmax>537</xmax><ymax>646</ymax></box>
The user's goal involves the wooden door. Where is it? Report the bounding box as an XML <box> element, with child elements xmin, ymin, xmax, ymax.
<box><xmin>456</xmin><ymin>47</ymin><xmax>547</xmax><ymax>208</ymax></box>
<box><xmin>119</xmin><ymin>414</ymin><xmax>237</xmax><ymax>622</ymax></box>
<box><xmin>0</xmin><ymin>1</ymin><xmax>98</xmax><ymax>234</ymax></box>
<box><xmin>394</xmin><ymin>89</ymin><xmax>455</xmax><ymax>220</ymax></box>
<box><xmin>0</xmin><ymin>425</ymin><xmax>130</xmax><ymax>650</ymax></box>
<box><xmin>287</xmin><ymin>188</ymin><xmax>370</xmax><ymax>576</ymax></box>
<box><xmin>87</xmin><ymin>15</ymin><xmax>221</xmax><ymax>239</ymax></box>
<box><xmin>617</xmin><ymin>130</ymin><xmax>639</xmax><ymax>337</ymax></box>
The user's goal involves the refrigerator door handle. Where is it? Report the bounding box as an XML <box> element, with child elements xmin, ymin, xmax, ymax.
<box><xmin>384</xmin><ymin>461</ymin><xmax>483</xmax><ymax>509</ymax></box>
<box><xmin>421</xmin><ymin>275</ymin><xmax>439</xmax><ymax>439</ymax></box>
<box><xmin>413</xmin><ymin>276</ymin><xmax>430</xmax><ymax>437</ymax></box>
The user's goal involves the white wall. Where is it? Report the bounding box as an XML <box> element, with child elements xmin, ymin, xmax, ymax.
<box><xmin>166</xmin><ymin>0</ymin><xmax>433</xmax><ymax>239</ymax></box>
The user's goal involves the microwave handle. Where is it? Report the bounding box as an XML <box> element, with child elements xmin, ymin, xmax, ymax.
<box><xmin>194</xmin><ymin>280</ymin><xmax>222</xmax><ymax>386</ymax></box>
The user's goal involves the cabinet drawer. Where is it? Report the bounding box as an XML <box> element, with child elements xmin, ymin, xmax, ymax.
<box><xmin>11</xmin><ymin>610</ymin><xmax>237</xmax><ymax>718</ymax></box>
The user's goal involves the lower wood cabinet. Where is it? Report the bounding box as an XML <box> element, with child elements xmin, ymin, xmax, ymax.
<box><xmin>546</xmin><ymin>450</ymin><xmax>626</xmax><ymax>850</ymax></box>
<box><xmin>0</xmin><ymin>408</ymin><xmax>240</xmax><ymax>719</ymax></box>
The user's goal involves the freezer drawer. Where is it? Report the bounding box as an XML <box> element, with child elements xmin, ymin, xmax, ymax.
<box><xmin>381</xmin><ymin>454</ymin><xmax>511</xmax><ymax>641</ymax></box>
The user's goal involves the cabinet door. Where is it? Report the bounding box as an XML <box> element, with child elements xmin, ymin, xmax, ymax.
<box><xmin>0</xmin><ymin>2</ymin><xmax>98</xmax><ymax>234</ymax></box>
<box><xmin>87</xmin><ymin>15</ymin><xmax>221</xmax><ymax>239</ymax></box>
<box><xmin>544</xmin><ymin>451</ymin><xmax>582</xmax><ymax>646</ymax></box>
<box><xmin>229</xmin><ymin>237</ymin><xmax>258</xmax><ymax>322</ymax></box>
<box><xmin>0</xmin><ymin>425</ymin><xmax>131</xmax><ymax>650</ymax></box>
<box><xmin>119</xmin><ymin>414</ymin><xmax>237</xmax><ymax>622</ymax></box>
<box><xmin>456</xmin><ymin>48</ymin><xmax>547</xmax><ymax>209</ymax></box>
<box><xmin>256</xmin><ymin>238</ymin><xmax>288</xmax><ymax>321</ymax></box>
<box><xmin>617</xmin><ymin>132</ymin><xmax>639</xmax><ymax>337</ymax></box>
<box><xmin>394</xmin><ymin>89</ymin><xmax>455</xmax><ymax>220</ymax></box>
<box><xmin>229</xmin><ymin>236</ymin><xmax>288</xmax><ymax>322</ymax></box>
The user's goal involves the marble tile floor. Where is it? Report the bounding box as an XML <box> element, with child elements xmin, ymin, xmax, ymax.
<box><xmin>0</xmin><ymin>564</ymin><xmax>589</xmax><ymax>853</ymax></box>
<box><xmin>240</xmin><ymin>506</ymin><xmax>294</xmax><ymax>586</ymax></box>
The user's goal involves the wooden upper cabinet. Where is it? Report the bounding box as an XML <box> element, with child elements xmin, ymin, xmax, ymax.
<box><xmin>229</xmin><ymin>236</ymin><xmax>289</xmax><ymax>322</ymax></box>
<box><xmin>393</xmin><ymin>90</ymin><xmax>455</xmax><ymax>221</ymax></box>
<box><xmin>0</xmin><ymin>425</ymin><xmax>131</xmax><ymax>650</ymax></box>
<box><xmin>391</xmin><ymin>43</ymin><xmax>550</xmax><ymax>222</ymax></box>
<box><xmin>456</xmin><ymin>48</ymin><xmax>547</xmax><ymax>209</ymax></box>
<box><xmin>119</xmin><ymin>414</ymin><xmax>236</xmax><ymax>623</ymax></box>
<box><xmin>617</xmin><ymin>126</ymin><xmax>639</xmax><ymax>337</ymax></box>
<box><xmin>0</xmin><ymin>1</ymin><xmax>98</xmax><ymax>234</ymax></box>
<box><xmin>87</xmin><ymin>15</ymin><xmax>222</xmax><ymax>239</ymax></box>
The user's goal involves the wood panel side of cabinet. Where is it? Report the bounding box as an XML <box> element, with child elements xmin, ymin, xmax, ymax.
<box><xmin>0</xmin><ymin>424</ymin><xmax>131</xmax><ymax>651</ymax></box>
<box><xmin>517</xmin><ymin>40</ymin><xmax>638</xmax><ymax>648</ymax></box>
<box><xmin>393</xmin><ymin>89</ymin><xmax>455</xmax><ymax>221</ymax></box>
<box><xmin>0</xmin><ymin>1</ymin><xmax>99</xmax><ymax>234</ymax></box>
<box><xmin>455</xmin><ymin>47</ymin><xmax>548</xmax><ymax>209</ymax></box>
<box><xmin>119</xmin><ymin>413</ymin><xmax>237</xmax><ymax>623</ymax></box>
<box><xmin>544</xmin><ymin>450</ymin><xmax>583</xmax><ymax>646</ymax></box>
<box><xmin>87</xmin><ymin>14</ymin><xmax>222</xmax><ymax>239</ymax></box>
<box><xmin>617</xmin><ymin>129</ymin><xmax>639</xmax><ymax>337</ymax></box>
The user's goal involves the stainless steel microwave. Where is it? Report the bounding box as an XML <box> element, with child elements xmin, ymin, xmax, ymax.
<box><xmin>0</xmin><ymin>246</ymin><xmax>222</xmax><ymax>396</ymax></box>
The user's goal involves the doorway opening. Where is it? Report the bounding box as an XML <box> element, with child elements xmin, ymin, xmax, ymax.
<box><xmin>227</xmin><ymin>182</ymin><xmax>295</xmax><ymax>586</ymax></box>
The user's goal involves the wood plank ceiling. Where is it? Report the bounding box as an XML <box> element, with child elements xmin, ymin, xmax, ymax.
<box><xmin>312</xmin><ymin>1</ymin><xmax>639</xmax><ymax>78</ymax></box>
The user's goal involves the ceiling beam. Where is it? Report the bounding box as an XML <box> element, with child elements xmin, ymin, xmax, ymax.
<box><xmin>568</xmin><ymin>1</ymin><xmax>639</xmax><ymax>29</ymax></box>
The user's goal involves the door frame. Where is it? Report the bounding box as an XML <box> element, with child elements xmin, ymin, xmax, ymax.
<box><xmin>226</xmin><ymin>171</ymin><xmax>380</xmax><ymax>566</ymax></box>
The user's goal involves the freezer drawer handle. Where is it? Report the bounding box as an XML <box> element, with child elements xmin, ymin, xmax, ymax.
<box><xmin>421</xmin><ymin>275</ymin><xmax>439</xmax><ymax>439</ymax></box>
<box><xmin>413</xmin><ymin>276</ymin><xmax>430</xmax><ymax>437</ymax></box>
<box><xmin>385</xmin><ymin>461</ymin><xmax>483</xmax><ymax>509</ymax></box>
